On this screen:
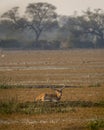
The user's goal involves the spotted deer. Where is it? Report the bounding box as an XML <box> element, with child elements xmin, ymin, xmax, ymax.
<box><xmin>35</xmin><ymin>86</ymin><xmax>65</xmax><ymax>102</ymax></box>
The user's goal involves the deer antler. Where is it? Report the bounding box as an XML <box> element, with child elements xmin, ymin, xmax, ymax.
<box><xmin>60</xmin><ymin>86</ymin><xmax>65</xmax><ymax>90</ymax></box>
<box><xmin>60</xmin><ymin>84</ymin><xmax>65</xmax><ymax>90</ymax></box>
<box><xmin>51</xmin><ymin>86</ymin><xmax>56</xmax><ymax>90</ymax></box>
<box><xmin>51</xmin><ymin>85</ymin><xmax>65</xmax><ymax>91</ymax></box>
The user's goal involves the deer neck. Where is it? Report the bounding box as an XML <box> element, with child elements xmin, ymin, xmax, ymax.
<box><xmin>55</xmin><ymin>90</ymin><xmax>62</xmax><ymax>100</ymax></box>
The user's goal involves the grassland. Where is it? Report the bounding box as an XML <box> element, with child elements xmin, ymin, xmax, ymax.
<box><xmin>0</xmin><ymin>49</ymin><xmax>104</xmax><ymax>86</ymax></box>
<box><xmin>0</xmin><ymin>49</ymin><xmax>104</xmax><ymax>130</ymax></box>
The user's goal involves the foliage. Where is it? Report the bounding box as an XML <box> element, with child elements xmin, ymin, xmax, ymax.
<box><xmin>88</xmin><ymin>119</ymin><xmax>104</xmax><ymax>130</ymax></box>
<box><xmin>0</xmin><ymin>84</ymin><xmax>13</xmax><ymax>89</ymax></box>
<box><xmin>0</xmin><ymin>99</ymin><xmax>104</xmax><ymax>115</ymax></box>
<box><xmin>60</xmin><ymin>8</ymin><xmax>104</xmax><ymax>48</ymax></box>
<box><xmin>25</xmin><ymin>2</ymin><xmax>58</xmax><ymax>42</ymax></box>
<box><xmin>1</xmin><ymin>7</ymin><xmax>26</xmax><ymax>30</ymax></box>
<box><xmin>88</xmin><ymin>83</ymin><xmax>101</xmax><ymax>88</ymax></box>
<box><xmin>0</xmin><ymin>38</ymin><xmax>21</xmax><ymax>48</ymax></box>
<box><xmin>0</xmin><ymin>2</ymin><xmax>104</xmax><ymax>49</ymax></box>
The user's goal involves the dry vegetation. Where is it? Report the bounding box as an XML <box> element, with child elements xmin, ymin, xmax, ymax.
<box><xmin>0</xmin><ymin>49</ymin><xmax>104</xmax><ymax>130</ymax></box>
<box><xmin>0</xmin><ymin>49</ymin><xmax>104</xmax><ymax>86</ymax></box>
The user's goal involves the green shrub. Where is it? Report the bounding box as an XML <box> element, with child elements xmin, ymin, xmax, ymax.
<box><xmin>88</xmin><ymin>119</ymin><xmax>104</xmax><ymax>130</ymax></box>
<box><xmin>0</xmin><ymin>101</ymin><xmax>18</xmax><ymax>114</ymax></box>
<box><xmin>0</xmin><ymin>84</ymin><xmax>13</xmax><ymax>89</ymax></box>
<box><xmin>88</xmin><ymin>83</ymin><xmax>101</xmax><ymax>87</ymax></box>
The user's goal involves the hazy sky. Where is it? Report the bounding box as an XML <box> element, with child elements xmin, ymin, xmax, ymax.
<box><xmin>0</xmin><ymin>0</ymin><xmax>104</xmax><ymax>15</ymax></box>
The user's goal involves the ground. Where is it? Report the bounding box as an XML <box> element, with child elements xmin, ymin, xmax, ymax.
<box><xmin>0</xmin><ymin>49</ymin><xmax>104</xmax><ymax>130</ymax></box>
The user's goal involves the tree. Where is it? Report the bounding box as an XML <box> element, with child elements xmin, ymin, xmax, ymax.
<box><xmin>82</xmin><ymin>8</ymin><xmax>104</xmax><ymax>47</ymax></box>
<box><xmin>60</xmin><ymin>16</ymin><xmax>84</xmax><ymax>48</ymax></box>
<box><xmin>67</xmin><ymin>16</ymin><xmax>94</xmax><ymax>48</ymax></box>
<box><xmin>25</xmin><ymin>2</ymin><xmax>58</xmax><ymax>44</ymax></box>
<box><xmin>1</xmin><ymin>7</ymin><xmax>26</xmax><ymax>30</ymax></box>
<box><xmin>62</xmin><ymin>9</ymin><xmax>104</xmax><ymax>48</ymax></box>
<box><xmin>1</xmin><ymin>2</ymin><xmax>58</xmax><ymax>48</ymax></box>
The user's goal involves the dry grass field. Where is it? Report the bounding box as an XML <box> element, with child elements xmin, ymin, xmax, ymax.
<box><xmin>0</xmin><ymin>49</ymin><xmax>104</xmax><ymax>130</ymax></box>
<box><xmin>0</xmin><ymin>49</ymin><xmax>104</xmax><ymax>86</ymax></box>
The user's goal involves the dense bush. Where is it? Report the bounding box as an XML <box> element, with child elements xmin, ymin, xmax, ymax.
<box><xmin>0</xmin><ymin>39</ymin><xmax>22</xmax><ymax>48</ymax></box>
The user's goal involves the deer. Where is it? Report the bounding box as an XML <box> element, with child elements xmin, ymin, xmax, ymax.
<box><xmin>35</xmin><ymin>86</ymin><xmax>65</xmax><ymax>102</ymax></box>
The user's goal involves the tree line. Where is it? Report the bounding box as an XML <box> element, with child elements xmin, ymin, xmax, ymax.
<box><xmin>0</xmin><ymin>2</ymin><xmax>104</xmax><ymax>49</ymax></box>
